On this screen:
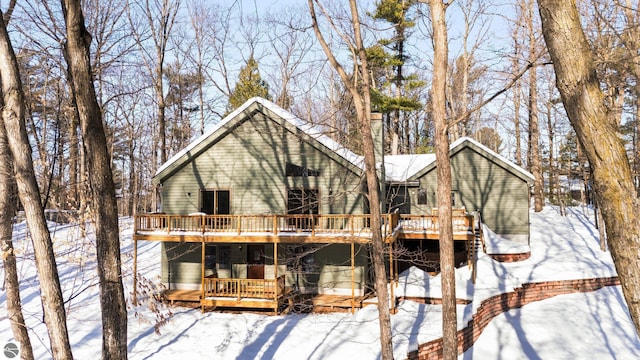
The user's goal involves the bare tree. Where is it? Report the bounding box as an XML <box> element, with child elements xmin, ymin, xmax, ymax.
<box><xmin>447</xmin><ymin>0</ymin><xmax>489</xmax><ymax>141</ymax></box>
<box><xmin>180</xmin><ymin>0</ymin><xmax>216</xmax><ymax>134</ymax></box>
<box><xmin>525</xmin><ymin>0</ymin><xmax>544</xmax><ymax>212</ymax></box>
<box><xmin>423</xmin><ymin>1</ymin><xmax>457</xmax><ymax>358</ymax></box>
<box><xmin>0</xmin><ymin>6</ymin><xmax>73</xmax><ymax>359</ymax></box>
<box><xmin>308</xmin><ymin>1</ymin><xmax>394</xmax><ymax>358</ymax></box>
<box><xmin>0</xmin><ymin>42</ymin><xmax>34</xmax><ymax>357</ymax></box>
<box><xmin>537</xmin><ymin>0</ymin><xmax>640</xmax><ymax>336</ymax></box>
<box><xmin>128</xmin><ymin>0</ymin><xmax>181</xmax><ymax>167</ymax></box>
<box><xmin>264</xmin><ymin>7</ymin><xmax>316</xmax><ymax>111</ymax></box>
<box><xmin>60</xmin><ymin>0</ymin><xmax>128</xmax><ymax>358</ymax></box>
<box><xmin>507</xmin><ymin>4</ymin><xmax>525</xmax><ymax>166</ymax></box>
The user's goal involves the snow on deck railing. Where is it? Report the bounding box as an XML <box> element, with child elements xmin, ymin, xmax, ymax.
<box><xmin>134</xmin><ymin>213</ymin><xmax>398</xmax><ymax>236</ymax></box>
<box><xmin>398</xmin><ymin>214</ymin><xmax>474</xmax><ymax>233</ymax></box>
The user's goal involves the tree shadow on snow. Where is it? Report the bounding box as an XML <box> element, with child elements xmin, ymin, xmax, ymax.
<box><xmin>236</xmin><ymin>315</ymin><xmax>302</xmax><ymax>359</ymax></box>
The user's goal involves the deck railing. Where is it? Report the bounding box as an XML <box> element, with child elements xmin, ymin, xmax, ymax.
<box><xmin>398</xmin><ymin>214</ymin><xmax>474</xmax><ymax>233</ymax></box>
<box><xmin>203</xmin><ymin>275</ymin><xmax>286</xmax><ymax>300</ymax></box>
<box><xmin>134</xmin><ymin>213</ymin><xmax>398</xmax><ymax>236</ymax></box>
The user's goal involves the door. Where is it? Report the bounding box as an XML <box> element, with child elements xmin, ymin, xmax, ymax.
<box><xmin>247</xmin><ymin>244</ymin><xmax>265</xmax><ymax>279</ymax></box>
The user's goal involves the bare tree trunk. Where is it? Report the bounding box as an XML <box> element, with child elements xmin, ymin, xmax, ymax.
<box><xmin>0</xmin><ymin>10</ymin><xmax>73</xmax><ymax>360</ymax></box>
<box><xmin>545</xmin><ymin>85</ymin><xmax>555</xmax><ymax>204</ymax></box>
<box><xmin>428</xmin><ymin>2</ymin><xmax>457</xmax><ymax>358</ymax></box>
<box><xmin>0</xmin><ymin>103</ymin><xmax>34</xmax><ymax>360</ymax></box>
<box><xmin>595</xmin><ymin>200</ymin><xmax>607</xmax><ymax>251</ymax></box>
<box><xmin>538</xmin><ymin>0</ymin><xmax>640</xmax><ymax>336</ymax></box>
<box><xmin>309</xmin><ymin>1</ymin><xmax>394</xmax><ymax>358</ymax></box>
<box><xmin>510</xmin><ymin>11</ymin><xmax>524</xmax><ymax>166</ymax></box>
<box><xmin>61</xmin><ymin>1</ymin><xmax>128</xmax><ymax>358</ymax></box>
<box><xmin>68</xmin><ymin>82</ymin><xmax>80</xmax><ymax>210</ymax></box>
<box><xmin>527</xmin><ymin>0</ymin><xmax>544</xmax><ymax>212</ymax></box>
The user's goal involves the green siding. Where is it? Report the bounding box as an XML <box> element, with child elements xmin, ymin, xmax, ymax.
<box><xmin>413</xmin><ymin>147</ymin><xmax>530</xmax><ymax>242</ymax></box>
<box><xmin>158</xmin><ymin>111</ymin><xmax>370</xmax><ymax>289</ymax></box>
<box><xmin>160</xmin><ymin>112</ymin><xmax>364</xmax><ymax>216</ymax></box>
<box><xmin>162</xmin><ymin>242</ymin><xmax>203</xmax><ymax>286</ymax></box>
<box><xmin>162</xmin><ymin>241</ymin><xmax>368</xmax><ymax>293</ymax></box>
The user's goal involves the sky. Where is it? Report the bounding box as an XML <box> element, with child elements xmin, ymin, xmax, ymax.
<box><xmin>1</xmin><ymin>205</ymin><xmax>639</xmax><ymax>359</ymax></box>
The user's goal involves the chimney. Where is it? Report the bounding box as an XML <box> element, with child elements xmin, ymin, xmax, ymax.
<box><xmin>370</xmin><ymin>111</ymin><xmax>386</xmax><ymax>213</ymax></box>
<box><xmin>370</xmin><ymin>111</ymin><xmax>383</xmax><ymax>163</ymax></box>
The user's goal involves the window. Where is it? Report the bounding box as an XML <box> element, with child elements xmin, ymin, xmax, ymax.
<box><xmin>417</xmin><ymin>189</ymin><xmax>427</xmax><ymax>205</ymax></box>
<box><xmin>205</xmin><ymin>245</ymin><xmax>216</xmax><ymax>272</ymax></box>
<box><xmin>286</xmin><ymin>162</ymin><xmax>320</xmax><ymax>177</ymax></box>
<box><xmin>287</xmin><ymin>189</ymin><xmax>319</xmax><ymax>229</ymax></box>
<box><xmin>218</xmin><ymin>245</ymin><xmax>231</xmax><ymax>269</ymax></box>
<box><xmin>204</xmin><ymin>245</ymin><xmax>231</xmax><ymax>271</ymax></box>
<box><xmin>287</xmin><ymin>189</ymin><xmax>319</xmax><ymax>215</ymax></box>
<box><xmin>201</xmin><ymin>190</ymin><xmax>230</xmax><ymax>215</ymax></box>
<box><xmin>286</xmin><ymin>245</ymin><xmax>317</xmax><ymax>272</ymax></box>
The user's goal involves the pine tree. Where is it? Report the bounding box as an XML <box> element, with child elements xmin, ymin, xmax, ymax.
<box><xmin>228</xmin><ymin>56</ymin><xmax>271</xmax><ymax>112</ymax></box>
<box><xmin>369</xmin><ymin>0</ymin><xmax>424</xmax><ymax>154</ymax></box>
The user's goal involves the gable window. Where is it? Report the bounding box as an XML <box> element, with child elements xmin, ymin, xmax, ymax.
<box><xmin>417</xmin><ymin>189</ymin><xmax>427</xmax><ymax>205</ymax></box>
<box><xmin>286</xmin><ymin>162</ymin><xmax>320</xmax><ymax>177</ymax></box>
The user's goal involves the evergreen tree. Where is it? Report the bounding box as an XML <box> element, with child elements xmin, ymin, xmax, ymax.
<box><xmin>228</xmin><ymin>56</ymin><xmax>271</xmax><ymax>113</ymax></box>
<box><xmin>369</xmin><ymin>0</ymin><xmax>425</xmax><ymax>154</ymax></box>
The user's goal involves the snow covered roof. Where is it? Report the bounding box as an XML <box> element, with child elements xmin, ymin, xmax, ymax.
<box><xmin>154</xmin><ymin>97</ymin><xmax>532</xmax><ymax>186</ymax></box>
<box><xmin>153</xmin><ymin>97</ymin><xmax>364</xmax><ymax>184</ymax></box>
<box><xmin>382</xmin><ymin>154</ymin><xmax>436</xmax><ymax>182</ymax></box>
<box><xmin>381</xmin><ymin>136</ymin><xmax>534</xmax><ymax>183</ymax></box>
<box><xmin>405</xmin><ymin>136</ymin><xmax>535</xmax><ymax>183</ymax></box>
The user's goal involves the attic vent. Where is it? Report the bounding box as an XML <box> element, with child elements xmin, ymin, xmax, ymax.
<box><xmin>286</xmin><ymin>162</ymin><xmax>320</xmax><ymax>177</ymax></box>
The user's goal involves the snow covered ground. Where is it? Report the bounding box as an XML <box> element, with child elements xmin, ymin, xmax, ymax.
<box><xmin>1</xmin><ymin>206</ymin><xmax>639</xmax><ymax>359</ymax></box>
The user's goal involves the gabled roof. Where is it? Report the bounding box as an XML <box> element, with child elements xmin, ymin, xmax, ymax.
<box><xmin>382</xmin><ymin>154</ymin><xmax>435</xmax><ymax>182</ymax></box>
<box><xmin>405</xmin><ymin>136</ymin><xmax>535</xmax><ymax>183</ymax></box>
<box><xmin>153</xmin><ymin>97</ymin><xmax>364</xmax><ymax>184</ymax></box>
<box><xmin>154</xmin><ymin>97</ymin><xmax>532</xmax><ymax>187</ymax></box>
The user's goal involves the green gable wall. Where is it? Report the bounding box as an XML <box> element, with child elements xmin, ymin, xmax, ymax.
<box><xmin>413</xmin><ymin>146</ymin><xmax>531</xmax><ymax>243</ymax></box>
<box><xmin>159</xmin><ymin>110</ymin><xmax>364</xmax><ymax>216</ymax></box>
<box><xmin>157</xmin><ymin>107</ymin><xmax>371</xmax><ymax>292</ymax></box>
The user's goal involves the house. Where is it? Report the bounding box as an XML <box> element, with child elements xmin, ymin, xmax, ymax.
<box><xmin>132</xmin><ymin>97</ymin><xmax>533</xmax><ymax>313</ymax></box>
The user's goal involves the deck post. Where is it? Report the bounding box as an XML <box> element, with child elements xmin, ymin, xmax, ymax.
<box><xmin>133</xmin><ymin>239</ymin><xmax>138</xmax><ymax>305</ymax></box>
<box><xmin>349</xmin><ymin>215</ymin><xmax>353</xmax><ymax>235</ymax></box>
<box><xmin>311</xmin><ymin>214</ymin><xmax>315</xmax><ymax>236</ymax></box>
<box><xmin>201</xmin><ymin>241</ymin><xmax>205</xmax><ymax>313</ymax></box>
<box><xmin>274</xmin><ymin>242</ymin><xmax>279</xmax><ymax>314</ymax></box>
<box><xmin>237</xmin><ymin>215</ymin><xmax>241</xmax><ymax>235</ymax></box>
<box><xmin>351</xmin><ymin>241</ymin><xmax>355</xmax><ymax>314</ymax></box>
<box><xmin>273</xmin><ymin>215</ymin><xmax>278</xmax><ymax>235</ymax></box>
<box><xmin>389</xmin><ymin>239</ymin><xmax>395</xmax><ymax>313</ymax></box>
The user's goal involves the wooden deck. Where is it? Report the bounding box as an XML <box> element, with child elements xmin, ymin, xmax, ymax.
<box><xmin>133</xmin><ymin>212</ymin><xmax>480</xmax><ymax>315</ymax></box>
<box><xmin>162</xmin><ymin>289</ymin><xmax>201</xmax><ymax>304</ymax></box>
<box><xmin>132</xmin><ymin>212</ymin><xmax>476</xmax><ymax>243</ymax></box>
<box><xmin>310</xmin><ymin>294</ymin><xmax>373</xmax><ymax>312</ymax></box>
<box><xmin>160</xmin><ymin>288</ymin><xmax>372</xmax><ymax>313</ymax></box>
